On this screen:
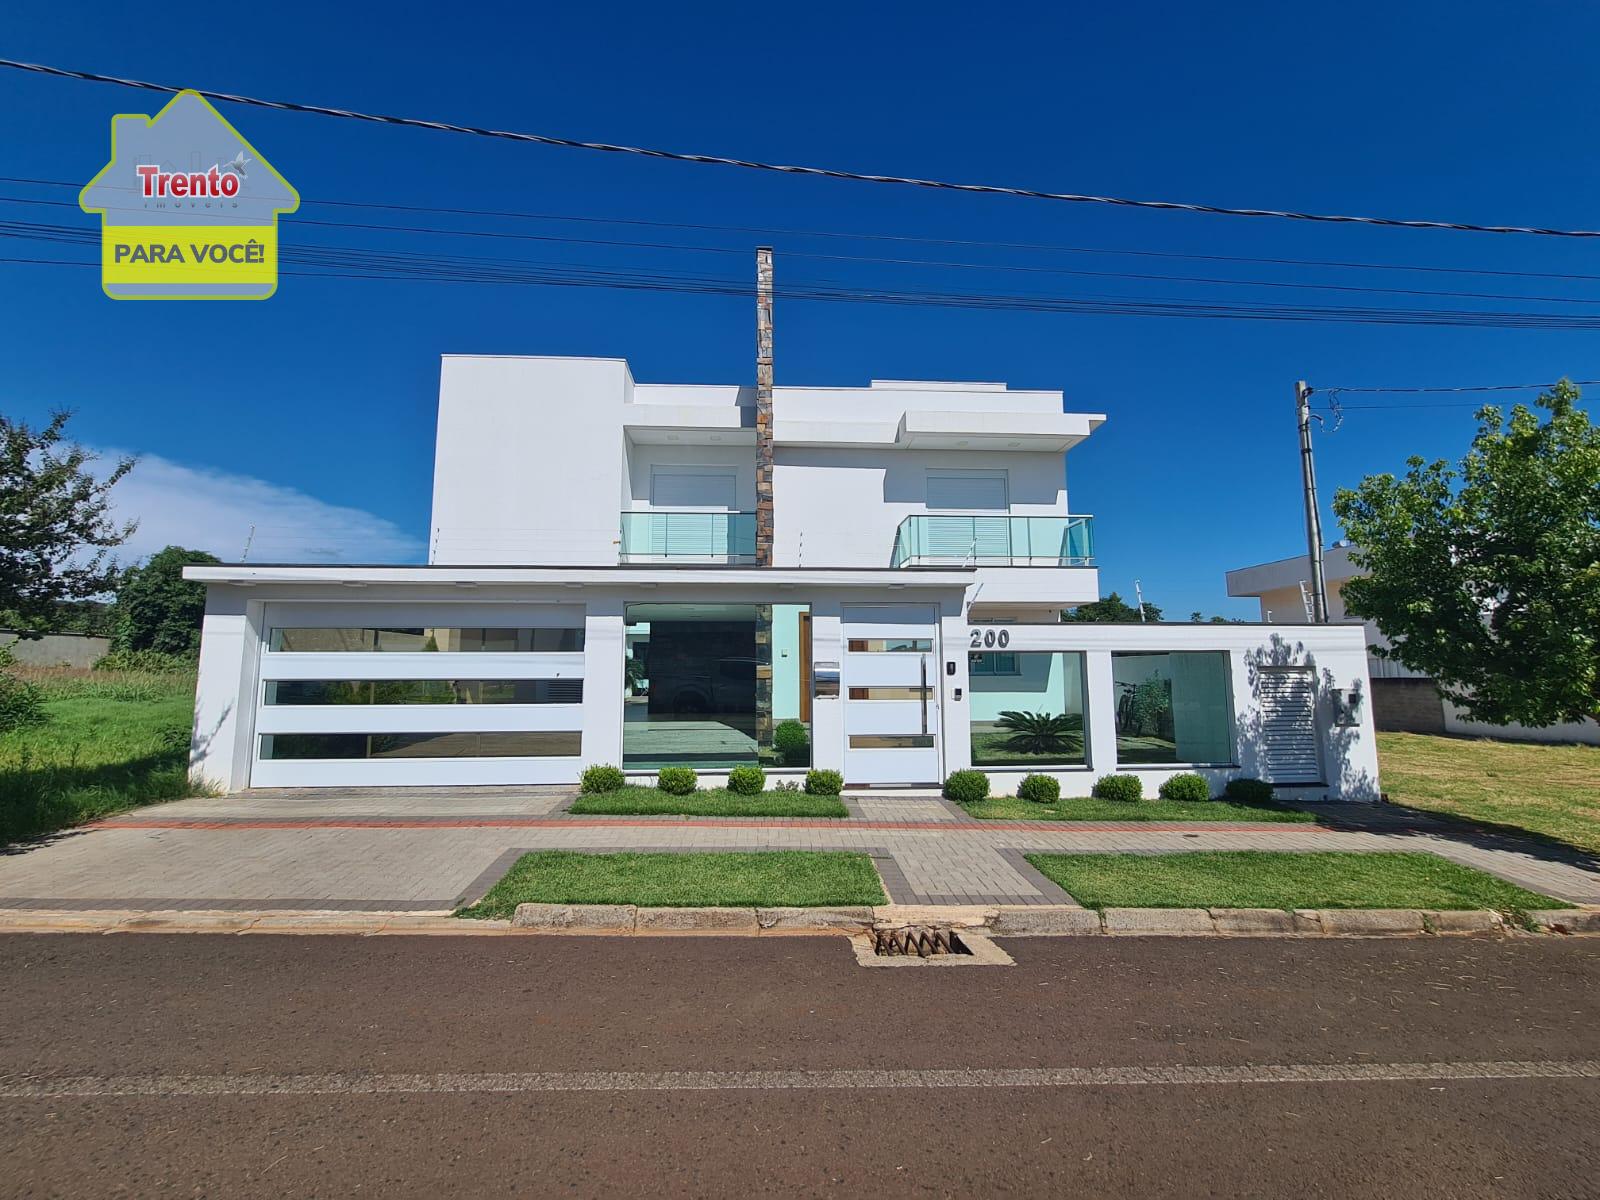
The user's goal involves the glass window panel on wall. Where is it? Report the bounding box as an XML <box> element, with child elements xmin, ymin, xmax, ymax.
<box><xmin>264</xmin><ymin>679</ymin><xmax>582</xmax><ymax>705</ymax></box>
<box><xmin>969</xmin><ymin>652</ymin><xmax>1087</xmax><ymax>767</ymax></box>
<box><xmin>1111</xmin><ymin>651</ymin><xmax>1234</xmax><ymax>764</ymax></box>
<box><xmin>623</xmin><ymin>603</ymin><xmax>811</xmax><ymax>770</ymax></box>
<box><xmin>268</xmin><ymin>627</ymin><xmax>584</xmax><ymax>653</ymax></box>
<box><xmin>260</xmin><ymin>731</ymin><xmax>581</xmax><ymax>760</ymax></box>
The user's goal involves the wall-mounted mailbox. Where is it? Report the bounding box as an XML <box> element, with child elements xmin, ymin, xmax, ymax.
<box><xmin>1331</xmin><ymin>687</ymin><xmax>1364</xmax><ymax>727</ymax></box>
<box><xmin>814</xmin><ymin>662</ymin><xmax>840</xmax><ymax>699</ymax></box>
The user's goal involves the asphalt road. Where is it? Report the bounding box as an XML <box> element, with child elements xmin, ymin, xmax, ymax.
<box><xmin>2</xmin><ymin>933</ymin><xmax>1598</xmax><ymax>1198</ymax></box>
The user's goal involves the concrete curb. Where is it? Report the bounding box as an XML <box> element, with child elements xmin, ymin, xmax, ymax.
<box><xmin>0</xmin><ymin>904</ymin><xmax>1591</xmax><ymax>938</ymax></box>
<box><xmin>1527</xmin><ymin>909</ymin><xmax>1600</xmax><ymax>935</ymax></box>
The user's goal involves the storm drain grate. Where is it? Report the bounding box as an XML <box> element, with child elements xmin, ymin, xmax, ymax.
<box><xmin>872</xmin><ymin>927</ymin><xmax>973</xmax><ymax>958</ymax></box>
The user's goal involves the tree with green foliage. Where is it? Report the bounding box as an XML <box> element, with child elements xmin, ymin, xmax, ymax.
<box><xmin>109</xmin><ymin>545</ymin><xmax>221</xmax><ymax>658</ymax></box>
<box><xmin>1063</xmin><ymin>591</ymin><xmax>1162</xmax><ymax>623</ymax></box>
<box><xmin>1190</xmin><ymin>611</ymin><xmax>1241</xmax><ymax>624</ymax></box>
<box><xmin>1333</xmin><ymin>380</ymin><xmax>1600</xmax><ymax>727</ymax></box>
<box><xmin>0</xmin><ymin>411</ymin><xmax>134</xmax><ymax>632</ymax></box>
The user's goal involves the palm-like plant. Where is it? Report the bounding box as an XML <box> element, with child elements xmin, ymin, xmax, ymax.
<box><xmin>995</xmin><ymin>710</ymin><xmax>1079</xmax><ymax>754</ymax></box>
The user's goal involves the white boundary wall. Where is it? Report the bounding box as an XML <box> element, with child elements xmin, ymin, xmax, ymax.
<box><xmin>971</xmin><ymin>622</ymin><xmax>1379</xmax><ymax>800</ymax></box>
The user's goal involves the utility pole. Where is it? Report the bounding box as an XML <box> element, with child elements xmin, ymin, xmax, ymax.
<box><xmin>1295</xmin><ymin>380</ymin><xmax>1329</xmax><ymax>623</ymax></box>
<box><xmin>754</xmin><ymin>247</ymin><xmax>774</xmax><ymax>567</ymax></box>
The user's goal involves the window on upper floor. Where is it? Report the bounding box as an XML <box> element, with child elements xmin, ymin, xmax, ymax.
<box><xmin>649</xmin><ymin>467</ymin><xmax>738</xmax><ymax>511</ymax></box>
<box><xmin>926</xmin><ymin>469</ymin><xmax>1008</xmax><ymax>512</ymax></box>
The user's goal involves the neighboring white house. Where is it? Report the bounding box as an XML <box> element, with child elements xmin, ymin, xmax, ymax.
<box><xmin>186</xmin><ymin>316</ymin><xmax>1379</xmax><ymax>797</ymax></box>
<box><xmin>1227</xmin><ymin>547</ymin><xmax>1600</xmax><ymax>746</ymax></box>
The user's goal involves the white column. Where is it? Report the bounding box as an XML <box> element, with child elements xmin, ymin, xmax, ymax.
<box><xmin>582</xmin><ymin>597</ymin><xmax>624</xmax><ymax>768</ymax></box>
<box><xmin>1084</xmin><ymin>650</ymin><xmax>1117</xmax><ymax>774</ymax></box>
<box><xmin>190</xmin><ymin>586</ymin><xmax>261</xmax><ymax>793</ymax></box>
<box><xmin>939</xmin><ymin>597</ymin><xmax>971</xmax><ymax>774</ymax></box>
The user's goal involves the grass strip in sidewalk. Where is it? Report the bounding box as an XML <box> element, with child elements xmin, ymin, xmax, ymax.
<box><xmin>457</xmin><ymin>850</ymin><xmax>886</xmax><ymax>917</ymax></box>
<box><xmin>568</xmin><ymin>787</ymin><xmax>847</xmax><ymax>818</ymax></box>
<box><xmin>1024</xmin><ymin>850</ymin><xmax>1568</xmax><ymax>915</ymax></box>
<box><xmin>963</xmin><ymin>797</ymin><xmax>1313</xmax><ymax>823</ymax></box>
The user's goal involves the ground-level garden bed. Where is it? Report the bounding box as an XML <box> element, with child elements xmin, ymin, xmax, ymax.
<box><xmin>961</xmin><ymin>796</ymin><xmax>1314</xmax><ymax>823</ymax></box>
<box><xmin>458</xmin><ymin>850</ymin><xmax>886</xmax><ymax>917</ymax></box>
<box><xmin>1025</xmin><ymin>850</ymin><xmax>1566</xmax><ymax>915</ymax></box>
<box><xmin>568</xmin><ymin>786</ymin><xmax>847</xmax><ymax>818</ymax></box>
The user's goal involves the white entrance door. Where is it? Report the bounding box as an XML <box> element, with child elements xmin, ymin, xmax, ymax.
<box><xmin>1257</xmin><ymin>668</ymin><xmax>1322</xmax><ymax>784</ymax></box>
<box><xmin>842</xmin><ymin>605</ymin><xmax>942</xmax><ymax>784</ymax></box>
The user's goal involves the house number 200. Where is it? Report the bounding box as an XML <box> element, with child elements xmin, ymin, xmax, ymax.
<box><xmin>969</xmin><ymin>628</ymin><xmax>1011</xmax><ymax>649</ymax></box>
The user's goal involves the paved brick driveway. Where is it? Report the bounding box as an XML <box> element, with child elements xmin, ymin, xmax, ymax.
<box><xmin>2</xmin><ymin>790</ymin><xmax>1597</xmax><ymax>912</ymax></box>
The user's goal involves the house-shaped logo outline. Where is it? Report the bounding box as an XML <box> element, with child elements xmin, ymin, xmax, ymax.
<box><xmin>79</xmin><ymin>89</ymin><xmax>300</xmax><ymax>301</ymax></box>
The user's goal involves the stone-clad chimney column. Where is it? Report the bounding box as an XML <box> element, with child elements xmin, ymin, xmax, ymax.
<box><xmin>755</xmin><ymin>247</ymin><xmax>774</xmax><ymax>567</ymax></box>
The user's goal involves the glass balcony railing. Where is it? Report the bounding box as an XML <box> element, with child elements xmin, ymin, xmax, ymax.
<box><xmin>891</xmin><ymin>514</ymin><xmax>1095</xmax><ymax>567</ymax></box>
<box><xmin>619</xmin><ymin>511</ymin><xmax>758</xmax><ymax>562</ymax></box>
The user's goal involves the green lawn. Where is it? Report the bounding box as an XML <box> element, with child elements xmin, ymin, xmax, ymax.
<box><xmin>458</xmin><ymin>850</ymin><xmax>886</xmax><ymax>916</ymax></box>
<box><xmin>1378</xmin><ymin>732</ymin><xmax>1600</xmax><ymax>853</ymax></box>
<box><xmin>569</xmin><ymin>786</ymin><xmax>847</xmax><ymax>817</ymax></box>
<box><xmin>962</xmin><ymin>795</ymin><xmax>1314</xmax><ymax>823</ymax></box>
<box><xmin>1026</xmin><ymin>850</ymin><xmax>1566</xmax><ymax>914</ymax></box>
<box><xmin>0</xmin><ymin>670</ymin><xmax>200</xmax><ymax>843</ymax></box>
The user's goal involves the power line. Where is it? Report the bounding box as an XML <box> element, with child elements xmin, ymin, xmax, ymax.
<box><xmin>12</xmin><ymin>192</ymin><xmax>1600</xmax><ymax>308</ymax></box>
<box><xmin>5</xmin><ymin>57</ymin><xmax>1600</xmax><ymax>240</ymax></box>
<box><xmin>13</xmin><ymin>173</ymin><xmax>1600</xmax><ymax>286</ymax></box>
<box><xmin>1320</xmin><ymin>379</ymin><xmax>1600</xmax><ymax>394</ymax></box>
<box><xmin>10</xmin><ymin>236</ymin><xmax>1600</xmax><ymax>331</ymax></box>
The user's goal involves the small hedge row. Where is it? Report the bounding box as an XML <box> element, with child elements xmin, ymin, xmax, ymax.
<box><xmin>577</xmin><ymin>764</ymin><xmax>843</xmax><ymax>796</ymax></box>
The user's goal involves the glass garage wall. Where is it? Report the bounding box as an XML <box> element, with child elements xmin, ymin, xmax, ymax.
<box><xmin>622</xmin><ymin>602</ymin><xmax>811</xmax><ymax>770</ymax></box>
<box><xmin>254</xmin><ymin>608</ymin><xmax>587</xmax><ymax>784</ymax></box>
<box><xmin>1111</xmin><ymin>651</ymin><xmax>1234</xmax><ymax>765</ymax></box>
<box><xmin>968</xmin><ymin>651</ymin><xmax>1087</xmax><ymax>767</ymax></box>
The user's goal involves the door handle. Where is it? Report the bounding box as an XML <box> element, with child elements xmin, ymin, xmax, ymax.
<box><xmin>920</xmin><ymin>655</ymin><xmax>929</xmax><ymax>734</ymax></box>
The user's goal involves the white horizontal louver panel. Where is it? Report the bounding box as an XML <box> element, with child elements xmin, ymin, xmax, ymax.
<box><xmin>649</xmin><ymin>470</ymin><xmax>736</xmax><ymax>509</ymax></box>
<box><xmin>926</xmin><ymin>472</ymin><xmax>1007</xmax><ymax>511</ymax></box>
<box><xmin>1257</xmin><ymin>671</ymin><xmax>1321</xmax><ymax>783</ymax></box>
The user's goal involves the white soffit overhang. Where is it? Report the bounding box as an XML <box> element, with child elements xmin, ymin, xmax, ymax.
<box><xmin>184</xmin><ymin>565</ymin><xmax>977</xmax><ymax>588</ymax></box>
<box><xmin>623</xmin><ymin>404</ymin><xmax>756</xmax><ymax>446</ymax></box>
<box><xmin>897</xmin><ymin>409</ymin><xmax>1105</xmax><ymax>451</ymax></box>
<box><xmin>771</xmin><ymin>411</ymin><xmax>1104</xmax><ymax>451</ymax></box>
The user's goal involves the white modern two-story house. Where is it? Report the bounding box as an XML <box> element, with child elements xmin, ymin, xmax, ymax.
<box><xmin>186</xmin><ymin>258</ymin><xmax>1379</xmax><ymax>797</ymax></box>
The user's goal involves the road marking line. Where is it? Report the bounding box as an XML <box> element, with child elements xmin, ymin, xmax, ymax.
<box><xmin>3</xmin><ymin>1061</ymin><xmax>1597</xmax><ymax>1098</ymax></box>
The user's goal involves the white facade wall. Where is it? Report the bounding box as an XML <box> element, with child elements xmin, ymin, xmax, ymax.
<box><xmin>431</xmin><ymin>356</ymin><xmax>631</xmax><ymax>565</ymax></box>
<box><xmin>771</xmin><ymin>446</ymin><xmax>1070</xmax><ymax>567</ymax></box>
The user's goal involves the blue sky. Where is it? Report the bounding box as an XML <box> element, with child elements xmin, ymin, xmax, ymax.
<box><xmin>3</xmin><ymin>2</ymin><xmax>1598</xmax><ymax>616</ymax></box>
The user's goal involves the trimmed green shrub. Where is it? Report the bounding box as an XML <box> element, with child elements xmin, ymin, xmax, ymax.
<box><xmin>657</xmin><ymin>766</ymin><xmax>698</xmax><ymax>795</ymax></box>
<box><xmin>1224</xmin><ymin>777</ymin><xmax>1275</xmax><ymax>804</ymax></box>
<box><xmin>1091</xmin><ymin>773</ymin><xmax>1143</xmax><ymax>803</ymax></box>
<box><xmin>727</xmin><ymin>765</ymin><xmax>766</xmax><ymax>795</ymax></box>
<box><xmin>579</xmin><ymin>764</ymin><xmax>625</xmax><ymax>794</ymax></box>
<box><xmin>943</xmin><ymin>769</ymin><xmax>990</xmax><ymax>804</ymax></box>
<box><xmin>804</xmin><ymin>768</ymin><xmax>843</xmax><ymax>796</ymax></box>
<box><xmin>1158</xmin><ymin>772</ymin><xmax>1211</xmax><ymax>802</ymax></box>
<box><xmin>773</xmin><ymin>719</ymin><xmax>810</xmax><ymax>766</ymax></box>
<box><xmin>1017</xmin><ymin>773</ymin><xmax>1061</xmax><ymax>804</ymax></box>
